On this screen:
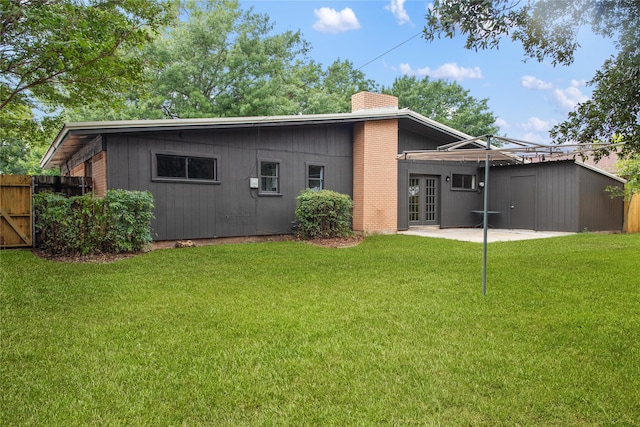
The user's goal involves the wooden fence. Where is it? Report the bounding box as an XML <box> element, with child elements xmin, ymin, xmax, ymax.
<box><xmin>34</xmin><ymin>175</ymin><xmax>93</xmax><ymax>196</ymax></box>
<box><xmin>0</xmin><ymin>175</ymin><xmax>92</xmax><ymax>248</ymax></box>
<box><xmin>0</xmin><ymin>175</ymin><xmax>33</xmax><ymax>247</ymax></box>
<box><xmin>625</xmin><ymin>194</ymin><xmax>640</xmax><ymax>233</ymax></box>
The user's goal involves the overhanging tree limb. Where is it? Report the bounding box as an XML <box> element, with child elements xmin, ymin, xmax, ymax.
<box><xmin>423</xmin><ymin>0</ymin><xmax>640</xmax><ymax>157</ymax></box>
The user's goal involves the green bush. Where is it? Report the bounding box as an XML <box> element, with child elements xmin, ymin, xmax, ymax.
<box><xmin>295</xmin><ymin>189</ymin><xmax>353</xmax><ymax>239</ymax></box>
<box><xmin>34</xmin><ymin>190</ymin><xmax>154</xmax><ymax>255</ymax></box>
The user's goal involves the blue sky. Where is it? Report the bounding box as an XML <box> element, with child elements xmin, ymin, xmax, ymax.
<box><xmin>241</xmin><ymin>0</ymin><xmax>615</xmax><ymax>143</ymax></box>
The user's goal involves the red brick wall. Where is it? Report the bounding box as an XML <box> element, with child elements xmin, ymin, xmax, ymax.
<box><xmin>69</xmin><ymin>163</ymin><xmax>84</xmax><ymax>177</ymax></box>
<box><xmin>67</xmin><ymin>151</ymin><xmax>107</xmax><ymax>197</ymax></box>
<box><xmin>91</xmin><ymin>151</ymin><xmax>107</xmax><ymax>197</ymax></box>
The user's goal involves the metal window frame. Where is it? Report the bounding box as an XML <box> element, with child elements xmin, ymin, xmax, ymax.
<box><xmin>451</xmin><ymin>173</ymin><xmax>476</xmax><ymax>191</ymax></box>
<box><xmin>151</xmin><ymin>150</ymin><xmax>220</xmax><ymax>184</ymax></box>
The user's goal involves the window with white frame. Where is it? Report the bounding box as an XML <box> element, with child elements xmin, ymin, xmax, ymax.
<box><xmin>260</xmin><ymin>160</ymin><xmax>279</xmax><ymax>193</ymax></box>
<box><xmin>307</xmin><ymin>164</ymin><xmax>324</xmax><ymax>190</ymax></box>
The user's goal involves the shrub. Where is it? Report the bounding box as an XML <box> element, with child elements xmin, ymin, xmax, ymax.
<box><xmin>295</xmin><ymin>189</ymin><xmax>353</xmax><ymax>239</ymax></box>
<box><xmin>103</xmin><ymin>190</ymin><xmax>155</xmax><ymax>253</ymax></box>
<box><xmin>34</xmin><ymin>190</ymin><xmax>154</xmax><ymax>255</ymax></box>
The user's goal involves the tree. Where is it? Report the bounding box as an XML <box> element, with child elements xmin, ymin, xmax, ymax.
<box><xmin>1</xmin><ymin>0</ymin><xmax>176</xmax><ymax>173</ymax></box>
<box><xmin>423</xmin><ymin>0</ymin><xmax>640</xmax><ymax>157</ymax></box>
<box><xmin>297</xmin><ymin>59</ymin><xmax>379</xmax><ymax>115</ymax></box>
<box><xmin>0</xmin><ymin>105</ymin><xmax>62</xmax><ymax>174</ymax></box>
<box><xmin>68</xmin><ymin>2</ymin><xmax>379</xmax><ymax>121</ymax></box>
<box><xmin>1</xmin><ymin>0</ymin><xmax>175</xmax><ymax>112</ymax></box>
<box><xmin>115</xmin><ymin>0</ymin><xmax>312</xmax><ymax>119</ymax></box>
<box><xmin>382</xmin><ymin>75</ymin><xmax>499</xmax><ymax>137</ymax></box>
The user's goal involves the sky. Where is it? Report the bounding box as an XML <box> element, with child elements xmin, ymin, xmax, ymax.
<box><xmin>241</xmin><ymin>0</ymin><xmax>616</xmax><ymax>143</ymax></box>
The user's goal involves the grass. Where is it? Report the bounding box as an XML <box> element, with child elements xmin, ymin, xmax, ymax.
<box><xmin>1</xmin><ymin>233</ymin><xmax>639</xmax><ymax>425</ymax></box>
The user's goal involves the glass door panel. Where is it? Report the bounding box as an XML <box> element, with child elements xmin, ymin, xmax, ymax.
<box><xmin>409</xmin><ymin>175</ymin><xmax>439</xmax><ymax>226</ymax></box>
<box><xmin>409</xmin><ymin>178</ymin><xmax>420</xmax><ymax>222</ymax></box>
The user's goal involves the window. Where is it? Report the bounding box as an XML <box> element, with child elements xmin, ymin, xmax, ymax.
<box><xmin>451</xmin><ymin>173</ymin><xmax>476</xmax><ymax>190</ymax></box>
<box><xmin>84</xmin><ymin>159</ymin><xmax>92</xmax><ymax>177</ymax></box>
<box><xmin>187</xmin><ymin>157</ymin><xmax>216</xmax><ymax>180</ymax></box>
<box><xmin>154</xmin><ymin>152</ymin><xmax>218</xmax><ymax>182</ymax></box>
<box><xmin>157</xmin><ymin>154</ymin><xmax>186</xmax><ymax>178</ymax></box>
<box><xmin>260</xmin><ymin>160</ymin><xmax>279</xmax><ymax>193</ymax></box>
<box><xmin>308</xmin><ymin>164</ymin><xmax>324</xmax><ymax>190</ymax></box>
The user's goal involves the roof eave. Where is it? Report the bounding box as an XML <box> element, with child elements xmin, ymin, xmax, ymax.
<box><xmin>575</xmin><ymin>160</ymin><xmax>626</xmax><ymax>183</ymax></box>
<box><xmin>40</xmin><ymin>109</ymin><xmax>474</xmax><ymax>169</ymax></box>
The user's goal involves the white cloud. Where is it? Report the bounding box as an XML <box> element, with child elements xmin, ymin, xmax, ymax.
<box><xmin>399</xmin><ymin>63</ymin><xmax>412</xmax><ymax>74</ymax></box>
<box><xmin>521</xmin><ymin>75</ymin><xmax>553</xmax><ymax>90</ymax></box>
<box><xmin>312</xmin><ymin>7</ymin><xmax>361</xmax><ymax>34</ymax></box>
<box><xmin>400</xmin><ymin>62</ymin><xmax>483</xmax><ymax>81</ymax></box>
<box><xmin>385</xmin><ymin>0</ymin><xmax>411</xmax><ymax>25</ymax></box>
<box><xmin>512</xmin><ymin>117</ymin><xmax>557</xmax><ymax>144</ymax></box>
<box><xmin>522</xmin><ymin>116</ymin><xmax>553</xmax><ymax>132</ymax></box>
<box><xmin>553</xmin><ymin>85</ymin><xmax>588</xmax><ymax>112</ymax></box>
<box><xmin>495</xmin><ymin>118</ymin><xmax>509</xmax><ymax>129</ymax></box>
<box><xmin>520</xmin><ymin>132</ymin><xmax>550</xmax><ymax>144</ymax></box>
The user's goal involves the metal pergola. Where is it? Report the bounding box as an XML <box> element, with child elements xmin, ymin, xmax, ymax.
<box><xmin>399</xmin><ymin>135</ymin><xmax>623</xmax><ymax>296</ymax></box>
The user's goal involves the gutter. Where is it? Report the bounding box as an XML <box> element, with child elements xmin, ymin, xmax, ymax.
<box><xmin>39</xmin><ymin>108</ymin><xmax>472</xmax><ymax>169</ymax></box>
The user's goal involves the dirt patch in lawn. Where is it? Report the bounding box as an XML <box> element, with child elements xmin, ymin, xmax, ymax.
<box><xmin>32</xmin><ymin>233</ymin><xmax>366</xmax><ymax>263</ymax></box>
<box><xmin>299</xmin><ymin>233</ymin><xmax>366</xmax><ymax>248</ymax></box>
<box><xmin>32</xmin><ymin>249</ymin><xmax>139</xmax><ymax>264</ymax></box>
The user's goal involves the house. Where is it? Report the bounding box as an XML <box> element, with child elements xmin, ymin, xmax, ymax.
<box><xmin>40</xmin><ymin>92</ymin><xmax>624</xmax><ymax>241</ymax></box>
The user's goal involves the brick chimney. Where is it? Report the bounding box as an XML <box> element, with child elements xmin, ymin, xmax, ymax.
<box><xmin>351</xmin><ymin>92</ymin><xmax>398</xmax><ymax>233</ymax></box>
<box><xmin>351</xmin><ymin>92</ymin><xmax>398</xmax><ymax>112</ymax></box>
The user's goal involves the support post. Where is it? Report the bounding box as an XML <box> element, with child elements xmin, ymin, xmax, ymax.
<box><xmin>482</xmin><ymin>136</ymin><xmax>492</xmax><ymax>296</ymax></box>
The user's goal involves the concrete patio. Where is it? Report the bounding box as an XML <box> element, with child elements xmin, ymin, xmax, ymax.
<box><xmin>399</xmin><ymin>227</ymin><xmax>575</xmax><ymax>243</ymax></box>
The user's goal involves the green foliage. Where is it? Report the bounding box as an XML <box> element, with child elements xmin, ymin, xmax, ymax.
<box><xmin>299</xmin><ymin>59</ymin><xmax>379</xmax><ymax>114</ymax></box>
<box><xmin>0</xmin><ymin>105</ymin><xmax>63</xmax><ymax>174</ymax></box>
<box><xmin>103</xmin><ymin>190</ymin><xmax>156</xmax><ymax>253</ymax></box>
<box><xmin>119</xmin><ymin>0</ymin><xmax>311</xmax><ymax>119</ymax></box>
<box><xmin>383</xmin><ymin>75</ymin><xmax>499</xmax><ymax>137</ymax></box>
<box><xmin>423</xmin><ymin>0</ymin><xmax>640</xmax><ymax>156</ymax></box>
<box><xmin>606</xmin><ymin>155</ymin><xmax>640</xmax><ymax>232</ymax></box>
<box><xmin>1</xmin><ymin>0</ymin><xmax>176</xmax><ymax>173</ymax></box>
<box><xmin>0</xmin><ymin>0</ymin><xmax>176</xmax><ymax>113</ymax></box>
<box><xmin>68</xmin><ymin>5</ymin><xmax>378</xmax><ymax>121</ymax></box>
<box><xmin>295</xmin><ymin>189</ymin><xmax>353</xmax><ymax>239</ymax></box>
<box><xmin>34</xmin><ymin>190</ymin><xmax>154</xmax><ymax>255</ymax></box>
<box><xmin>550</xmin><ymin>48</ymin><xmax>640</xmax><ymax>158</ymax></box>
<box><xmin>606</xmin><ymin>155</ymin><xmax>640</xmax><ymax>202</ymax></box>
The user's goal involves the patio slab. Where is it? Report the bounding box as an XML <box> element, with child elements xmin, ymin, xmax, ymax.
<box><xmin>399</xmin><ymin>227</ymin><xmax>575</xmax><ymax>243</ymax></box>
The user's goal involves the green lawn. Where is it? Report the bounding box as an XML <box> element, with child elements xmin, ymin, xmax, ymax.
<box><xmin>1</xmin><ymin>234</ymin><xmax>639</xmax><ymax>425</ymax></box>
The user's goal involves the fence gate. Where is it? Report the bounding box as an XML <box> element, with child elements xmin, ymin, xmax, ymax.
<box><xmin>0</xmin><ymin>175</ymin><xmax>33</xmax><ymax>248</ymax></box>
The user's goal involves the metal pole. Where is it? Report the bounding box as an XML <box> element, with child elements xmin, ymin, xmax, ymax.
<box><xmin>482</xmin><ymin>136</ymin><xmax>491</xmax><ymax>296</ymax></box>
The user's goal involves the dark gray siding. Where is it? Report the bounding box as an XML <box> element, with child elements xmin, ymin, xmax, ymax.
<box><xmin>486</xmin><ymin>161</ymin><xmax>623</xmax><ymax>232</ymax></box>
<box><xmin>398</xmin><ymin>160</ymin><xmax>483</xmax><ymax>230</ymax></box>
<box><xmin>398</xmin><ymin>128</ymin><xmax>447</xmax><ymax>153</ymax></box>
<box><xmin>578</xmin><ymin>166</ymin><xmax>624</xmax><ymax>231</ymax></box>
<box><xmin>106</xmin><ymin>124</ymin><xmax>353</xmax><ymax>240</ymax></box>
<box><xmin>397</xmin><ymin>129</ymin><xmax>484</xmax><ymax>229</ymax></box>
<box><xmin>487</xmin><ymin>162</ymin><xmax>579</xmax><ymax>231</ymax></box>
